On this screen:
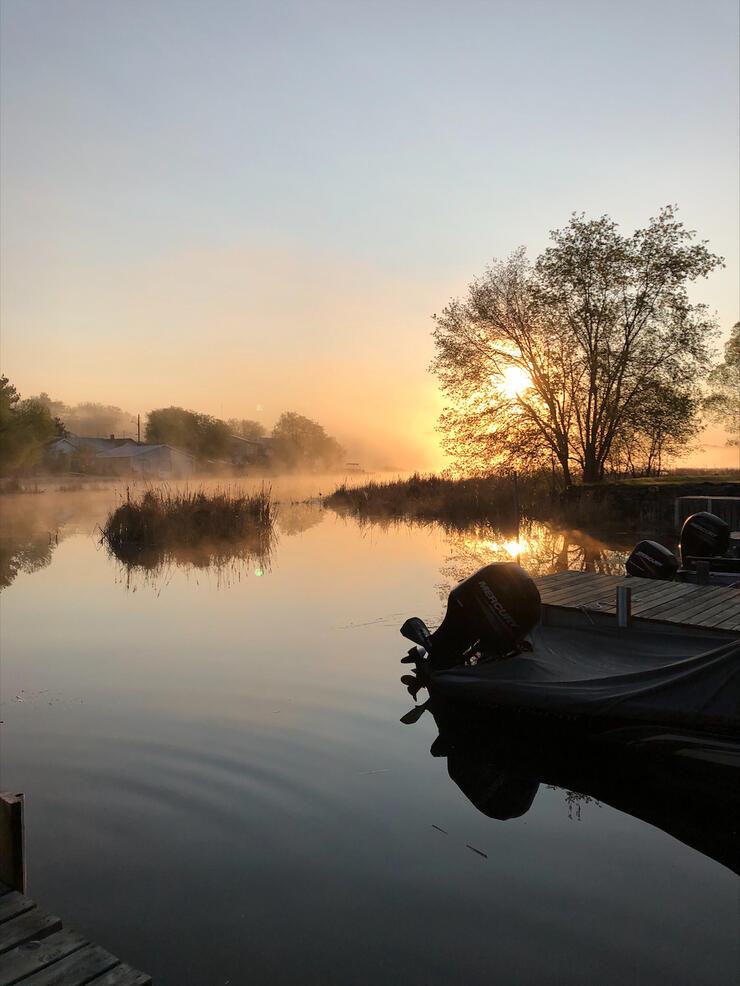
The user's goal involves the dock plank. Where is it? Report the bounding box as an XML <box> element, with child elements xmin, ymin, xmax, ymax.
<box><xmin>0</xmin><ymin>897</ymin><xmax>35</xmax><ymax>927</ymax></box>
<box><xmin>643</xmin><ymin>590</ymin><xmax>734</xmax><ymax>622</ymax></box>
<box><xmin>536</xmin><ymin>571</ymin><xmax>739</xmax><ymax>633</ymax></box>
<box><xmin>19</xmin><ymin>944</ymin><xmax>118</xmax><ymax>986</ymax></box>
<box><xmin>674</xmin><ymin>597</ymin><xmax>738</xmax><ymax>627</ymax></box>
<box><xmin>651</xmin><ymin>591</ymin><xmax>737</xmax><ymax>623</ymax></box>
<box><xmin>636</xmin><ymin>589</ymin><xmax>720</xmax><ymax>620</ymax></box>
<box><xmin>0</xmin><ymin>929</ymin><xmax>88</xmax><ymax>986</ymax></box>
<box><xmin>0</xmin><ymin>885</ymin><xmax>149</xmax><ymax>986</ymax></box>
<box><xmin>86</xmin><ymin>965</ymin><xmax>151</xmax><ymax>986</ymax></box>
<box><xmin>0</xmin><ymin>912</ymin><xmax>61</xmax><ymax>956</ymax></box>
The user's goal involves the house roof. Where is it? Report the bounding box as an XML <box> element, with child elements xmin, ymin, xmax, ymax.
<box><xmin>96</xmin><ymin>443</ymin><xmax>194</xmax><ymax>460</ymax></box>
<box><xmin>49</xmin><ymin>436</ymin><xmax>137</xmax><ymax>451</ymax></box>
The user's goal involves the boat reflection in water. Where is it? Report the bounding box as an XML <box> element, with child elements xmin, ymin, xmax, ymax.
<box><xmin>407</xmin><ymin>697</ymin><xmax>740</xmax><ymax>876</ymax></box>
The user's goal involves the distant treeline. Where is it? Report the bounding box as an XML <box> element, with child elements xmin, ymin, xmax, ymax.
<box><xmin>0</xmin><ymin>376</ymin><xmax>346</xmax><ymax>474</ymax></box>
<box><xmin>0</xmin><ymin>376</ymin><xmax>65</xmax><ymax>474</ymax></box>
<box><xmin>145</xmin><ymin>406</ymin><xmax>345</xmax><ymax>470</ymax></box>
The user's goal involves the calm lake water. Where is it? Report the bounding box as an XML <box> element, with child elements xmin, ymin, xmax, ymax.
<box><xmin>1</xmin><ymin>480</ymin><xmax>737</xmax><ymax>985</ymax></box>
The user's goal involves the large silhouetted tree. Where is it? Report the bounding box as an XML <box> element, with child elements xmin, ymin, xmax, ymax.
<box><xmin>431</xmin><ymin>207</ymin><xmax>722</xmax><ymax>483</ymax></box>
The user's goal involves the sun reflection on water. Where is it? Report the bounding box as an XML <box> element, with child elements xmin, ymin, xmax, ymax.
<box><xmin>439</xmin><ymin>520</ymin><xmax>632</xmax><ymax>598</ymax></box>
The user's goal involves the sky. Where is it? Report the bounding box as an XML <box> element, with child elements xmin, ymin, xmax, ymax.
<box><xmin>1</xmin><ymin>0</ymin><xmax>738</xmax><ymax>468</ymax></box>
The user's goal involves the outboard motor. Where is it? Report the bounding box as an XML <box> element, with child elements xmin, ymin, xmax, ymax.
<box><xmin>625</xmin><ymin>540</ymin><xmax>678</xmax><ymax>580</ymax></box>
<box><xmin>679</xmin><ymin>512</ymin><xmax>730</xmax><ymax>567</ymax></box>
<box><xmin>402</xmin><ymin>563</ymin><xmax>541</xmax><ymax>670</ymax></box>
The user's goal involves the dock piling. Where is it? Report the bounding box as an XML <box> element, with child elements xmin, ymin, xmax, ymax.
<box><xmin>0</xmin><ymin>793</ymin><xmax>25</xmax><ymax>894</ymax></box>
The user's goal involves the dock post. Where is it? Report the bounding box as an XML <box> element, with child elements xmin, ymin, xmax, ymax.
<box><xmin>616</xmin><ymin>586</ymin><xmax>632</xmax><ymax>628</ymax></box>
<box><xmin>0</xmin><ymin>792</ymin><xmax>26</xmax><ymax>893</ymax></box>
<box><xmin>695</xmin><ymin>560</ymin><xmax>710</xmax><ymax>586</ymax></box>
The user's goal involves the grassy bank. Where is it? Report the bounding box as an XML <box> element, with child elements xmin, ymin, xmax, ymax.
<box><xmin>327</xmin><ymin>470</ymin><xmax>740</xmax><ymax>533</ymax></box>
<box><xmin>326</xmin><ymin>473</ymin><xmax>538</xmax><ymax>530</ymax></box>
<box><xmin>102</xmin><ymin>486</ymin><xmax>276</xmax><ymax>567</ymax></box>
<box><xmin>602</xmin><ymin>470</ymin><xmax>740</xmax><ymax>487</ymax></box>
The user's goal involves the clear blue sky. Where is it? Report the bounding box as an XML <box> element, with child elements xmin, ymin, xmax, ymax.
<box><xmin>1</xmin><ymin>0</ymin><xmax>738</xmax><ymax>465</ymax></box>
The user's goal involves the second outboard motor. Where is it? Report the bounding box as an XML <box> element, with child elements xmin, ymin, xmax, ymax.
<box><xmin>625</xmin><ymin>540</ymin><xmax>678</xmax><ymax>580</ymax></box>
<box><xmin>426</xmin><ymin>563</ymin><xmax>540</xmax><ymax>669</ymax></box>
<box><xmin>679</xmin><ymin>512</ymin><xmax>730</xmax><ymax>567</ymax></box>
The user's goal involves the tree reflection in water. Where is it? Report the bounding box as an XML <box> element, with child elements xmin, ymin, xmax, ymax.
<box><xmin>438</xmin><ymin>520</ymin><xmax>633</xmax><ymax>598</ymax></box>
<box><xmin>0</xmin><ymin>530</ymin><xmax>56</xmax><ymax>589</ymax></box>
<box><xmin>0</xmin><ymin>492</ymin><xmax>76</xmax><ymax>589</ymax></box>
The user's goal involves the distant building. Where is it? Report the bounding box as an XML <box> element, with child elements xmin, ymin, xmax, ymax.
<box><xmin>47</xmin><ymin>435</ymin><xmax>137</xmax><ymax>457</ymax></box>
<box><xmin>45</xmin><ymin>435</ymin><xmax>195</xmax><ymax>478</ymax></box>
<box><xmin>96</xmin><ymin>444</ymin><xmax>195</xmax><ymax>478</ymax></box>
<box><xmin>230</xmin><ymin>435</ymin><xmax>272</xmax><ymax>467</ymax></box>
<box><xmin>45</xmin><ymin>435</ymin><xmax>137</xmax><ymax>470</ymax></box>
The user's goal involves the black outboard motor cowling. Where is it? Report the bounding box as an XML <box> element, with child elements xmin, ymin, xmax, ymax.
<box><xmin>679</xmin><ymin>512</ymin><xmax>730</xmax><ymax>567</ymax></box>
<box><xmin>625</xmin><ymin>540</ymin><xmax>678</xmax><ymax>580</ymax></box>
<box><xmin>428</xmin><ymin>563</ymin><xmax>541</xmax><ymax>669</ymax></box>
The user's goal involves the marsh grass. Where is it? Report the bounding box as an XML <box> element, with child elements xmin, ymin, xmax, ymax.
<box><xmin>102</xmin><ymin>485</ymin><xmax>276</xmax><ymax>571</ymax></box>
<box><xmin>326</xmin><ymin>472</ymin><xmax>544</xmax><ymax>530</ymax></box>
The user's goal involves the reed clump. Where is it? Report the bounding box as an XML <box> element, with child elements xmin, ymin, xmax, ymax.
<box><xmin>102</xmin><ymin>486</ymin><xmax>275</xmax><ymax>557</ymax></box>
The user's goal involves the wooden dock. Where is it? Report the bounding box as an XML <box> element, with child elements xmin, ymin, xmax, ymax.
<box><xmin>535</xmin><ymin>571</ymin><xmax>740</xmax><ymax>634</ymax></box>
<box><xmin>0</xmin><ymin>881</ymin><xmax>150</xmax><ymax>986</ymax></box>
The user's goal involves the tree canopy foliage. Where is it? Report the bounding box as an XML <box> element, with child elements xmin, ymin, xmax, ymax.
<box><xmin>703</xmin><ymin>322</ymin><xmax>740</xmax><ymax>447</ymax></box>
<box><xmin>30</xmin><ymin>394</ymin><xmax>137</xmax><ymax>438</ymax></box>
<box><xmin>0</xmin><ymin>376</ymin><xmax>65</xmax><ymax>474</ymax></box>
<box><xmin>271</xmin><ymin>412</ymin><xmax>345</xmax><ymax>470</ymax></box>
<box><xmin>431</xmin><ymin>207</ymin><xmax>722</xmax><ymax>483</ymax></box>
<box><xmin>146</xmin><ymin>407</ymin><xmax>233</xmax><ymax>461</ymax></box>
<box><xmin>227</xmin><ymin>418</ymin><xmax>266</xmax><ymax>440</ymax></box>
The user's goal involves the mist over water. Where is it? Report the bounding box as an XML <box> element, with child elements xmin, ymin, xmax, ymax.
<box><xmin>1</xmin><ymin>482</ymin><xmax>737</xmax><ymax>985</ymax></box>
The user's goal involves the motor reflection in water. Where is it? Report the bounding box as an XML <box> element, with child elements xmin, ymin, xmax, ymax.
<box><xmin>404</xmin><ymin>696</ymin><xmax>740</xmax><ymax>876</ymax></box>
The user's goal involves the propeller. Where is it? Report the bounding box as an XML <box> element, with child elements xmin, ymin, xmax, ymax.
<box><xmin>400</xmin><ymin>699</ymin><xmax>430</xmax><ymax>725</ymax></box>
<box><xmin>400</xmin><ymin>617</ymin><xmax>432</xmax><ymax>651</ymax></box>
<box><xmin>400</xmin><ymin>673</ymin><xmax>424</xmax><ymax>700</ymax></box>
<box><xmin>401</xmin><ymin>645</ymin><xmax>424</xmax><ymax>664</ymax></box>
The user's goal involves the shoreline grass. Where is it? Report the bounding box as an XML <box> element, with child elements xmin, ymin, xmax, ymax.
<box><xmin>326</xmin><ymin>470</ymin><xmax>740</xmax><ymax>531</ymax></box>
<box><xmin>326</xmin><ymin>473</ymin><xmax>529</xmax><ymax>530</ymax></box>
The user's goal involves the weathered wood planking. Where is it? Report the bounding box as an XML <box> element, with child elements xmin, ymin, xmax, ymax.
<box><xmin>0</xmin><ymin>882</ymin><xmax>150</xmax><ymax>986</ymax></box>
<box><xmin>535</xmin><ymin>572</ymin><xmax>740</xmax><ymax>632</ymax></box>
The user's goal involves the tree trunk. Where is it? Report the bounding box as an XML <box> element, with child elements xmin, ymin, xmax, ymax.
<box><xmin>582</xmin><ymin>460</ymin><xmax>603</xmax><ymax>483</ymax></box>
<box><xmin>558</xmin><ymin>454</ymin><xmax>572</xmax><ymax>488</ymax></box>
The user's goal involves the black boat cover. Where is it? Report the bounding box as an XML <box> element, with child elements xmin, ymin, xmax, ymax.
<box><xmin>430</xmin><ymin>624</ymin><xmax>740</xmax><ymax>733</ymax></box>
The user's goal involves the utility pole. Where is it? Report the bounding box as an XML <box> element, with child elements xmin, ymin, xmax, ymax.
<box><xmin>137</xmin><ymin>414</ymin><xmax>141</xmax><ymax>444</ymax></box>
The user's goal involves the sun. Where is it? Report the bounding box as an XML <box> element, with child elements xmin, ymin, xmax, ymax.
<box><xmin>500</xmin><ymin>365</ymin><xmax>533</xmax><ymax>399</ymax></box>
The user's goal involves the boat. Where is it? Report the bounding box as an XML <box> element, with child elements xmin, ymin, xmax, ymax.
<box><xmin>625</xmin><ymin>511</ymin><xmax>740</xmax><ymax>586</ymax></box>
<box><xmin>400</xmin><ymin>562</ymin><xmax>740</xmax><ymax>737</ymax></box>
<box><xmin>412</xmin><ymin>697</ymin><xmax>739</xmax><ymax>874</ymax></box>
